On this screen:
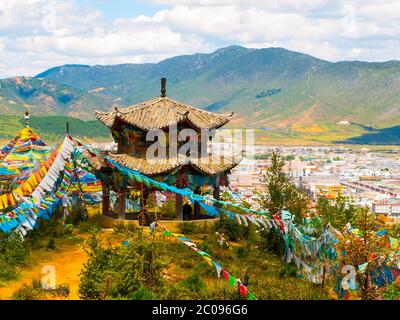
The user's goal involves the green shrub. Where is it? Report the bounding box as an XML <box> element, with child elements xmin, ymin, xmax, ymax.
<box><xmin>177</xmin><ymin>222</ymin><xmax>198</xmax><ymax>234</ymax></box>
<box><xmin>11</xmin><ymin>279</ymin><xmax>70</xmax><ymax>300</ymax></box>
<box><xmin>258</xmin><ymin>228</ymin><xmax>285</xmax><ymax>256</ymax></box>
<box><xmin>46</xmin><ymin>237</ymin><xmax>56</xmax><ymax>250</ymax></box>
<box><xmin>0</xmin><ymin>233</ymin><xmax>28</xmax><ymax>267</ymax></box>
<box><xmin>160</xmin><ymin>199</ymin><xmax>176</xmax><ymax>219</ymax></box>
<box><xmin>212</xmin><ymin>213</ymin><xmax>253</xmax><ymax>241</ymax></box>
<box><xmin>54</xmin><ymin>284</ymin><xmax>70</xmax><ymax>298</ymax></box>
<box><xmin>131</xmin><ymin>286</ymin><xmax>158</xmax><ymax>300</ymax></box>
<box><xmin>381</xmin><ymin>284</ymin><xmax>400</xmax><ymax>300</ymax></box>
<box><xmin>198</xmin><ymin>241</ymin><xmax>212</xmax><ymax>255</ymax></box>
<box><xmin>77</xmin><ymin>217</ymin><xmax>101</xmax><ymax>233</ymax></box>
<box><xmin>279</xmin><ymin>263</ymin><xmax>298</xmax><ymax>278</ymax></box>
<box><xmin>0</xmin><ymin>259</ymin><xmax>18</xmax><ymax>281</ymax></box>
<box><xmin>113</xmin><ymin>222</ymin><xmax>137</xmax><ymax>236</ymax></box>
<box><xmin>236</xmin><ymin>246</ymin><xmax>250</xmax><ymax>260</ymax></box>
<box><xmin>79</xmin><ymin>231</ymin><xmax>168</xmax><ymax>300</ymax></box>
<box><xmin>181</xmin><ymin>272</ymin><xmax>205</xmax><ymax>293</ymax></box>
<box><xmin>12</xmin><ymin>284</ymin><xmax>41</xmax><ymax>300</ymax></box>
<box><xmin>193</xmin><ymin>261</ymin><xmax>216</xmax><ymax>277</ymax></box>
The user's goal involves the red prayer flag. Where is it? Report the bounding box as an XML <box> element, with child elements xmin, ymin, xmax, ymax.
<box><xmin>239</xmin><ymin>284</ymin><xmax>247</xmax><ymax>296</ymax></box>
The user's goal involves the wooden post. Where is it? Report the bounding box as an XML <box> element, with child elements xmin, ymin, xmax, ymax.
<box><xmin>102</xmin><ymin>182</ymin><xmax>110</xmax><ymax>216</ymax></box>
<box><xmin>213</xmin><ymin>185</ymin><xmax>221</xmax><ymax>208</ymax></box>
<box><xmin>321</xmin><ymin>266</ymin><xmax>326</xmax><ymax>288</ymax></box>
<box><xmin>213</xmin><ymin>173</ymin><xmax>221</xmax><ymax>208</ymax></box>
<box><xmin>118</xmin><ymin>187</ymin><xmax>127</xmax><ymax>220</ymax></box>
<box><xmin>175</xmin><ymin>193</ymin><xmax>183</xmax><ymax>220</ymax></box>
<box><xmin>194</xmin><ymin>186</ymin><xmax>201</xmax><ymax>219</ymax></box>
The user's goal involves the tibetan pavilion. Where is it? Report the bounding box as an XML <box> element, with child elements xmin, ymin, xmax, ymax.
<box><xmin>93</xmin><ymin>78</ymin><xmax>241</xmax><ymax>221</ymax></box>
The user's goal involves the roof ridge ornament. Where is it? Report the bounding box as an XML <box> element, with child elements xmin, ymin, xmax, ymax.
<box><xmin>24</xmin><ymin>109</ymin><xmax>30</xmax><ymax>128</ymax></box>
<box><xmin>161</xmin><ymin>78</ymin><xmax>166</xmax><ymax>97</ymax></box>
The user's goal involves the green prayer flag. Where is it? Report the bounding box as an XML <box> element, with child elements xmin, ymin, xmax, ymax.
<box><xmin>248</xmin><ymin>292</ymin><xmax>256</xmax><ymax>300</ymax></box>
<box><xmin>197</xmin><ymin>251</ymin><xmax>212</xmax><ymax>258</ymax></box>
<box><xmin>143</xmin><ymin>178</ymin><xmax>151</xmax><ymax>187</ymax></box>
<box><xmin>228</xmin><ymin>274</ymin><xmax>236</xmax><ymax>286</ymax></box>
<box><xmin>164</xmin><ymin>230</ymin><xmax>171</xmax><ymax>236</ymax></box>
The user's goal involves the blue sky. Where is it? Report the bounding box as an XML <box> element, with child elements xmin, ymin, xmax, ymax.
<box><xmin>85</xmin><ymin>0</ymin><xmax>169</xmax><ymax>19</ymax></box>
<box><xmin>0</xmin><ymin>0</ymin><xmax>399</xmax><ymax>78</ymax></box>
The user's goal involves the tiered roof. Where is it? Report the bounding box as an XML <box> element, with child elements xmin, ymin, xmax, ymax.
<box><xmin>95</xmin><ymin>79</ymin><xmax>239</xmax><ymax>177</ymax></box>
<box><xmin>107</xmin><ymin>153</ymin><xmax>240</xmax><ymax>176</ymax></box>
<box><xmin>95</xmin><ymin>96</ymin><xmax>233</xmax><ymax>131</ymax></box>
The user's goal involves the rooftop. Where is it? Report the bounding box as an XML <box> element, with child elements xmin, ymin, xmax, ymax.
<box><xmin>96</xmin><ymin>78</ymin><xmax>233</xmax><ymax>131</ymax></box>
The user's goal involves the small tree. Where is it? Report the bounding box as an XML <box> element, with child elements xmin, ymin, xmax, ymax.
<box><xmin>311</xmin><ymin>194</ymin><xmax>359</xmax><ymax>234</ymax></box>
<box><xmin>336</xmin><ymin>208</ymin><xmax>388</xmax><ymax>299</ymax></box>
<box><xmin>257</xmin><ymin>151</ymin><xmax>309</xmax><ymax>223</ymax></box>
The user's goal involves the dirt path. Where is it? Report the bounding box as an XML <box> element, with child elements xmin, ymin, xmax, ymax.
<box><xmin>0</xmin><ymin>242</ymin><xmax>88</xmax><ymax>300</ymax></box>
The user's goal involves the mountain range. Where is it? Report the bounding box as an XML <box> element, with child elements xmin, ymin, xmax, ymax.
<box><xmin>1</xmin><ymin>45</ymin><xmax>400</xmax><ymax>144</ymax></box>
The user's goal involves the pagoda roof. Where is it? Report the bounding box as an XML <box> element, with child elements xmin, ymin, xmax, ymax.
<box><xmin>95</xmin><ymin>96</ymin><xmax>233</xmax><ymax>131</ymax></box>
<box><xmin>106</xmin><ymin>152</ymin><xmax>240</xmax><ymax>176</ymax></box>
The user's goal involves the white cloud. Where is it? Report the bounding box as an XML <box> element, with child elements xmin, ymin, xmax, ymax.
<box><xmin>0</xmin><ymin>0</ymin><xmax>400</xmax><ymax>78</ymax></box>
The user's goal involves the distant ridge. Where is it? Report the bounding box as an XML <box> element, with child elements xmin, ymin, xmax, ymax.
<box><xmin>1</xmin><ymin>45</ymin><xmax>400</xmax><ymax>135</ymax></box>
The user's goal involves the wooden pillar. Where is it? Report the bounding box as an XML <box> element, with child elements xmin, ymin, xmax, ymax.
<box><xmin>214</xmin><ymin>173</ymin><xmax>221</xmax><ymax>207</ymax></box>
<box><xmin>117</xmin><ymin>187</ymin><xmax>127</xmax><ymax>220</ymax></box>
<box><xmin>213</xmin><ymin>179</ymin><xmax>221</xmax><ymax>208</ymax></box>
<box><xmin>175</xmin><ymin>193</ymin><xmax>183</xmax><ymax>220</ymax></box>
<box><xmin>102</xmin><ymin>182</ymin><xmax>110</xmax><ymax>216</ymax></box>
<box><xmin>141</xmin><ymin>187</ymin><xmax>149</xmax><ymax>209</ymax></box>
<box><xmin>194</xmin><ymin>186</ymin><xmax>201</xmax><ymax>219</ymax></box>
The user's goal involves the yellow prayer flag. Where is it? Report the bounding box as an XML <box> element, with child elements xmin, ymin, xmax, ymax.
<box><xmin>14</xmin><ymin>187</ymin><xmax>24</xmax><ymax>197</ymax></box>
<box><xmin>27</xmin><ymin>174</ymin><xmax>38</xmax><ymax>187</ymax></box>
<box><xmin>0</xmin><ymin>194</ymin><xmax>8</xmax><ymax>208</ymax></box>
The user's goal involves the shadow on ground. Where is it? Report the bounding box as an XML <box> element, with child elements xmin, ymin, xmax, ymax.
<box><xmin>334</xmin><ymin>125</ymin><xmax>400</xmax><ymax>145</ymax></box>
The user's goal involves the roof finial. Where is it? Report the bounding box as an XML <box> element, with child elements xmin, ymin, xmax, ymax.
<box><xmin>161</xmin><ymin>78</ymin><xmax>166</xmax><ymax>97</ymax></box>
<box><xmin>24</xmin><ymin>108</ymin><xmax>30</xmax><ymax>128</ymax></box>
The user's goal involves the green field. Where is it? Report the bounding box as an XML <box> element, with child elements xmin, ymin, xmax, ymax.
<box><xmin>0</xmin><ymin>115</ymin><xmax>111</xmax><ymax>143</ymax></box>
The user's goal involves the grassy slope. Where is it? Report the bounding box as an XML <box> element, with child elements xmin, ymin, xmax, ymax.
<box><xmin>0</xmin><ymin>115</ymin><xmax>111</xmax><ymax>143</ymax></box>
<box><xmin>0</xmin><ymin>217</ymin><xmax>331</xmax><ymax>300</ymax></box>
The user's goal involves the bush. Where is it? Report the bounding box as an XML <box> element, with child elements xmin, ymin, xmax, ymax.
<box><xmin>198</xmin><ymin>241</ymin><xmax>212</xmax><ymax>255</ymax></box>
<box><xmin>79</xmin><ymin>231</ymin><xmax>168</xmax><ymax>300</ymax></box>
<box><xmin>279</xmin><ymin>263</ymin><xmax>298</xmax><ymax>278</ymax></box>
<box><xmin>177</xmin><ymin>222</ymin><xmax>198</xmax><ymax>235</ymax></box>
<box><xmin>236</xmin><ymin>246</ymin><xmax>249</xmax><ymax>260</ymax></box>
<box><xmin>181</xmin><ymin>272</ymin><xmax>205</xmax><ymax>293</ymax></box>
<box><xmin>0</xmin><ymin>233</ymin><xmax>28</xmax><ymax>267</ymax></box>
<box><xmin>0</xmin><ymin>259</ymin><xmax>18</xmax><ymax>281</ymax></box>
<box><xmin>258</xmin><ymin>228</ymin><xmax>285</xmax><ymax>256</ymax></box>
<box><xmin>54</xmin><ymin>284</ymin><xmax>70</xmax><ymax>298</ymax></box>
<box><xmin>77</xmin><ymin>217</ymin><xmax>101</xmax><ymax>233</ymax></box>
<box><xmin>159</xmin><ymin>199</ymin><xmax>176</xmax><ymax>219</ymax></box>
<box><xmin>26</xmin><ymin>209</ymin><xmax>70</xmax><ymax>248</ymax></box>
<box><xmin>11</xmin><ymin>279</ymin><xmax>70</xmax><ymax>300</ymax></box>
<box><xmin>0</xmin><ymin>233</ymin><xmax>28</xmax><ymax>281</ymax></box>
<box><xmin>193</xmin><ymin>261</ymin><xmax>216</xmax><ymax>277</ymax></box>
<box><xmin>46</xmin><ymin>237</ymin><xmax>56</xmax><ymax>250</ymax></box>
<box><xmin>113</xmin><ymin>222</ymin><xmax>137</xmax><ymax>236</ymax></box>
<box><xmin>381</xmin><ymin>283</ymin><xmax>400</xmax><ymax>300</ymax></box>
<box><xmin>12</xmin><ymin>283</ymin><xmax>40</xmax><ymax>300</ymax></box>
<box><xmin>131</xmin><ymin>286</ymin><xmax>158</xmax><ymax>300</ymax></box>
<box><xmin>212</xmin><ymin>213</ymin><xmax>253</xmax><ymax>241</ymax></box>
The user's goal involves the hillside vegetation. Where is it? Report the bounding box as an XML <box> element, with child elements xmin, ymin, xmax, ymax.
<box><xmin>0</xmin><ymin>115</ymin><xmax>110</xmax><ymax>142</ymax></box>
<box><xmin>1</xmin><ymin>45</ymin><xmax>400</xmax><ymax>143</ymax></box>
